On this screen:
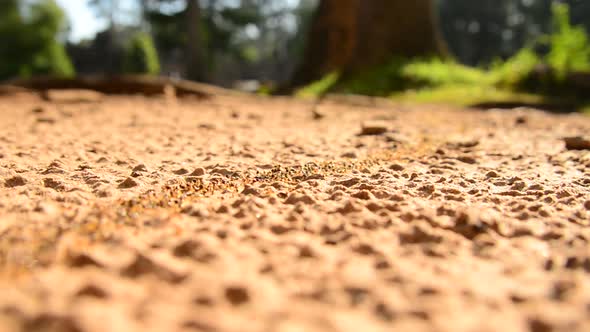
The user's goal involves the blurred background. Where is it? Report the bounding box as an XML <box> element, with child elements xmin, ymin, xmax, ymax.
<box><xmin>1</xmin><ymin>0</ymin><xmax>590</xmax><ymax>109</ymax></box>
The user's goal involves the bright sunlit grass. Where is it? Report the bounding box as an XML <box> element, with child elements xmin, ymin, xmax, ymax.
<box><xmin>391</xmin><ymin>85</ymin><xmax>548</xmax><ymax>107</ymax></box>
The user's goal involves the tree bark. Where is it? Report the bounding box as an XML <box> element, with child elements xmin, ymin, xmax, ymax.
<box><xmin>289</xmin><ymin>0</ymin><xmax>359</xmax><ymax>87</ymax></box>
<box><xmin>349</xmin><ymin>0</ymin><xmax>448</xmax><ymax>70</ymax></box>
<box><xmin>289</xmin><ymin>0</ymin><xmax>449</xmax><ymax>88</ymax></box>
<box><xmin>185</xmin><ymin>0</ymin><xmax>207</xmax><ymax>81</ymax></box>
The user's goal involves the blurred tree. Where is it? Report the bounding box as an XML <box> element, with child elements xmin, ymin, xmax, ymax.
<box><xmin>438</xmin><ymin>0</ymin><xmax>590</xmax><ymax>66</ymax></box>
<box><xmin>0</xmin><ymin>0</ymin><xmax>24</xmax><ymax>78</ymax></box>
<box><xmin>141</xmin><ymin>0</ymin><xmax>309</xmax><ymax>84</ymax></box>
<box><xmin>215</xmin><ymin>0</ymin><xmax>312</xmax><ymax>84</ymax></box>
<box><xmin>123</xmin><ymin>32</ymin><xmax>161</xmax><ymax>75</ymax></box>
<box><xmin>288</xmin><ymin>0</ymin><xmax>358</xmax><ymax>87</ymax></box>
<box><xmin>140</xmin><ymin>0</ymin><xmax>207</xmax><ymax>80</ymax></box>
<box><xmin>352</xmin><ymin>0</ymin><xmax>449</xmax><ymax>68</ymax></box>
<box><xmin>185</xmin><ymin>0</ymin><xmax>207</xmax><ymax>80</ymax></box>
<box><xmin>567</xmin><ymin>0</ymin><xmax>590</xmax><ymax>32</ymax></box>
<box><xmin>439</xmin><ymin>0</ymin><xmax>552</xmax><ymax>66</ymax></box>
<box><xmin>290</xmin><ymin>0</ymin><xmax>448</xmax><ymax>88</ymax></box>
<box><xmin>88</xmin><ymin>0</ymin><xmax>118</xmax><ymax>28</ymax></box>
<box><xmin>87</xmin><ymin>0</ymin><xmax>137</xmax><ymax>73</ymax></box>
<box><xmin>0</xmin><ymin>0</ymin><xmax>74</xmax><ymax>80</ymax></box>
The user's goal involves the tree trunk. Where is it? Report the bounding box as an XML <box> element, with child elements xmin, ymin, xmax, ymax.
<box><xmin>349</xmin><ymin>0</ymin><xmax>448</xmax><ymax>71</ymax></box>
<box><xmin>289</xmin><ymin>0</ymin><xmax>359</xmax><ymax>87</ymax></box>
<box><xmin>185</xmin><ymin>0</ymin><xmax>206</xmax><ymax>81</ymax></box>
<box><xmin>289</xmin><ymin>0</ymin><xmax>448</xmax><ymax>88</ymax></box>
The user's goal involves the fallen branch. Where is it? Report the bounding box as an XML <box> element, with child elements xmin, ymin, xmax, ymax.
<box><xmin>1</xmin><ymin>75</ymin><xmax>240</xmax><ymax>98</ymax></box>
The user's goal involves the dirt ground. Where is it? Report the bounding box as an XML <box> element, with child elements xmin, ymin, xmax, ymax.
<box><xmin>0</xmin><ymin>90</ymin><xmax>589</xmax><ymax>332</ymax></box>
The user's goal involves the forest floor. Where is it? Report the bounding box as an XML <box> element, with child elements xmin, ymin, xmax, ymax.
<box><xmin>0</xmin><ymin>89</ymin><xmax>589</xmax><ymax>332</ymax></box>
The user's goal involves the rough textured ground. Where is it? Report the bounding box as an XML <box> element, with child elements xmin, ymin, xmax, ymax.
<box><xmin>0</xmin><ymin>90</ymin><xmax>589</xmax><ymax>332</ymax></box>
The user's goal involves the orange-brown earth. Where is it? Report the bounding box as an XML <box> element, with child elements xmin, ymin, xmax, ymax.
<box><xmin>0</xmin><ymin>90</ymin><xmax>589</xmax><ymax>332</ymax></box>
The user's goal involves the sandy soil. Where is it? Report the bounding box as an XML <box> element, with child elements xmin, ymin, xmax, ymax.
<box><xmin>0</xmin><ymin>90</ymin><xmax>589</xmax><ymax>332</ymax></box>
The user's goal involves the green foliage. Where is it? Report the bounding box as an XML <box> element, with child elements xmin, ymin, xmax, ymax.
<box><xmin>299</xmin><ymin>2</ymin><xmax>590</xmax><ymax>111</ymax></box>
<box><xmin>298</xmin><ymin>49</ymin><xmax>540</xmax><ymax>98</ymax></box>
<box><xmin>490</xmin><ymin>47</ymin><xmax>541</xmax><ymax>87</ymax></box>
<box><xmin>0</xmin><ymin>0</ymin><xmax>74</xmax><ymax>80</ymax></box>
<box><xmin>257</xmin><ymin>84</ymin><xmax>273</xmax><ymax>96</ymax></box>
<box><xmin>239</xmin><ymin>46</ymin><xmax>260</xmax><ymax>63</ymax></box>
<box><xmin>295</xmin><ymin>72</ymin><xmax>340</xmax><ymax>98</ymax></box>
<box><xmin>298</xmin><ymin>57</ymin><xmax>496</xmax><ymax>98</ymax></box>
<box><xmin>339</xmin><ymin>58</ymin><xmax>410</xmax><ymax>96</ymax></box>
<box><xmin>392</xmin><ymin>84</ymin><xmax>547</xmax><ymax>107</ymax></box>
<box><xmin>123</xmin><ymin>32</ymin><xmax>161</xmax><ymax>75</ymax></box>
<box><xmin>27</xmin><ymin>42</ymin><xmax>75</xmax><ymax>77</ymax></box>
<box><xmin>402</xmin><ymin>58</ymin><xmax>492</xmax><ymax>86</ymax></box>
<box><xmin>401</xmin><ymin>47</ymin><xmax>542</xmax><ymax>91</ymax></box>
<box><xmin>545</xmin><ymin>3</ymin><xmax>590</xmax><ymax>79</ymax></box>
